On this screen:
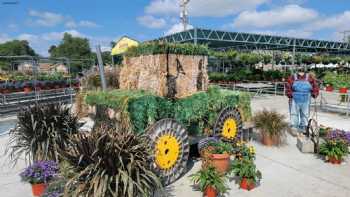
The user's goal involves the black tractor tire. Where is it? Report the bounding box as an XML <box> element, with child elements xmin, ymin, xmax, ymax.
<box><xmin>147</xmin><ymin>119</ymin><xmax>189</xmax><ymax>186</ymax></box>
<box><xmin>213</xmin><ymin>107</ymin><xmax>243</xmax><ymax>141</ymax></box>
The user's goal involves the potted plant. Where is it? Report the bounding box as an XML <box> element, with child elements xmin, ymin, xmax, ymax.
<box><xmin>319</xmin><ymin>139</ymin><xmax>348</xmax><ymax>164</ymax></box>
<box><xmin>323</xmin><ymin>71</ymin><xmax>336</xmax><ymax>92</ymax></box>
<box><xmin>230</xmin><ymin>159</ymin><xmax>262</xmax><ymax>191</ymax></box>
<box><xmin>253</xmin><ymin>109</ymin><xmax>288</xmax><ymax>146</ymax></box>
<box><xmin>20</xmin><ymin>160</ymin><xmax>59</xmax><ymax>197</ymax></box>
<box><xmin>190</xmin><ymin>166</ymin><xmax>228</xmax><ymax>197</ymax></box>
<box><xmin>337</xmin><ymin>81</ymin><xmax>348</xmax><ymax>94</ymax></box>
<box><xmin>23</xmin><ymin>81</ymin><xmax>33</xmax><ymax>93</ymax></box>
<box><xmin>204</xmin><ymin>141</ymin><xmax>233</xmax><ymax>175</ymax></box>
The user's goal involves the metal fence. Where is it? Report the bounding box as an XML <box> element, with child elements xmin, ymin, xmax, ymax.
<box><xmin>214</xmin><ymin>82</ymin><xmax>350</xmax><ymax>117</ymax></box>
<box><xmin>213</xmin><ymin>81</ymin><xmax>287</xmax><ymax>97</ymax></box>
<box><xmin>0</xmin><ymin>88</ymin><xmax>76</xmax><ymax>116</ymax></box>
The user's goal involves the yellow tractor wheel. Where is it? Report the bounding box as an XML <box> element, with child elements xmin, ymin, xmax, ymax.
<box><xmin>214</xmin><ymin>107</ymin><xmax>242</xmax><ymax>140</ymax></box>
<box><xmin>147</xmin><ymin>119</ymin><xmax>189</xmax><ymax>185</ymax></box>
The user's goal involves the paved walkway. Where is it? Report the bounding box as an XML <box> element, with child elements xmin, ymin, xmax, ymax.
<box><xmin>0</xmin><ymin>96</ymin><xmax>349</xmax><ymax>197</ymax></box>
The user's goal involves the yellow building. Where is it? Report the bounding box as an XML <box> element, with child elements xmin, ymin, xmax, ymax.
<box><xmin>111</xmin><ymin>36</ymin><xmax>139</xmax><ymax>56</ymax></box>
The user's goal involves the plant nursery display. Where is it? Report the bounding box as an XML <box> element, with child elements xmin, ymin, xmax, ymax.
<box><xmin>190</xmin><ymin>166</ymin><xmax>229</xmax><ymax>197</ymax></box>
<box><xmin>60</xmin><ymin>124</ymin><xmax>162</xmax><ymax>197</ymax></box>
<box><xmin>6</xmin><ymin>103</ymin><xmax>79</xmax><ymax>164</ymax></box>
<box><xmin>0</xmin><ymin>72</ymin><xmax>79</xmax><ymax>94</ymax></box>
<box><xmin>253</xmin><ymin>109</ymin><xmax>288</xmax><ymax>146</ymax></box>
<box><xmin>20</xmin><ymin>160</ymin><xmax>59</xmax><ymax>197</ymax></box>
<box><xmin>84</xmin><ymin>43</ymin><xmax>251</xmax><ymax>188</ymax></box>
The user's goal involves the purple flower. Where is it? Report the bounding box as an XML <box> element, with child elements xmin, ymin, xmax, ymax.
<box><xmin>326</xmin><ymin>129</ymin><xmax>350</xmax><ymax>145</ymax></box>
<box><xmin>20</xmin><ymin>161</ymin><xmax>58</xmax><ymax>184</ymax></box>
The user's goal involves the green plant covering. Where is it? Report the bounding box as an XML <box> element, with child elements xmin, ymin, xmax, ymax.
<box><xmin>85</xmin><ymin>86</ymin><xmax>252</xmax><ymax>135</ymax></box>
<box><xmin>125</xmin><ymin>42</ymin><xmax>209</xmax><ymax>57</ymax></box>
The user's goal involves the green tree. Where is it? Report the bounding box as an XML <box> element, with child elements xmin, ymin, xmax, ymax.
<box><xmin>92</xmin><ymin>51</ymin><xmax>112</xmax><ymax>65</ymax></box>
<box><xmin>49</xmin><ymin>33</ymin><xmax>93</xmax><ymax>73</ymax></box>
<box><xmin>0</xmin><ymin>40</ymin><xmax>37</xmax><ymax>70</ymax></box>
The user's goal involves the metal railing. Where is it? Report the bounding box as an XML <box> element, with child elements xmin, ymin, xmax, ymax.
<box><xmin>319</xmin><ymin>91</ymin><xmax>350</xmax><ymax>116</ymax></box>
<box><xmin>213</xmin><ymin>81</ymin><xmax>287</xmax><ymax>97</ymax></box>
<box><xmin>0</xmin><ymin>88</ymin><xmax>76</xmax><ymax>116</ymax></box>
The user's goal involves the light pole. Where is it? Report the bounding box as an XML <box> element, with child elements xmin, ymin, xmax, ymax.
<box><xmin>180</xmin><ymin>0</ymin><xmax>190</xmax><ymax>31</ymax></box>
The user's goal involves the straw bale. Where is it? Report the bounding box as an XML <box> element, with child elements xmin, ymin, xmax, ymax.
<box><xmin>119</xmin><ymin>54</ymin><xmax>208</xmax><ymax>98</ymax></box>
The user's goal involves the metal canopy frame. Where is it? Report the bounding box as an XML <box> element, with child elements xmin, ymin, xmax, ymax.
<box><xmin>156</xmin><ymin>28</ymin><xmax>350</xmax><ymax>54</ymax></box>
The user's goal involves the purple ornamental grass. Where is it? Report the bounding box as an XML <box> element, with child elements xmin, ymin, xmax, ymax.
<box><xmin>20</xmin><ymin>161</ymin><xmax>59</xmax><ymax>184</ymax></box>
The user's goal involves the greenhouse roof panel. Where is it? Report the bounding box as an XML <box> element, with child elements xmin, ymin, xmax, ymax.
<box><xmin>154</xmin><ymin>28</ymin><xmax>350</xmax><ymax>54</ymax></box>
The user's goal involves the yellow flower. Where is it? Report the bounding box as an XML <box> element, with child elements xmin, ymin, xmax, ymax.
<box><xmin>249</xmin><ymin>146</ymin><xmax>255</xmax><ymax>154</ymax></box>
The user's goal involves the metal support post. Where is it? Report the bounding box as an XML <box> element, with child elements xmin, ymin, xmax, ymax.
<box><xmin>96</xmin><ymin>45</ymin><xmax>107</xmax><ymax>91</ymax></box>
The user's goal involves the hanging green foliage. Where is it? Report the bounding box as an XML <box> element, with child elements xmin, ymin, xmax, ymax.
<box><xmin>124</xmin><ymin>42</ymin><xmax>209</xmax><ymax>57</ymax></box>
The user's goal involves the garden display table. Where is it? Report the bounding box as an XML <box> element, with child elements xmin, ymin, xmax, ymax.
<box><xmin>234</xmin><ymin>83</ymin><xmax>274</xmax><ymax>97</ymax></box>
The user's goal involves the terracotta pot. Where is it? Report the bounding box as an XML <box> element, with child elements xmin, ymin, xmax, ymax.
<box><xmin>31</xmin><ymin>183</ymin><xmax>47</xmax><ymax>197</ymax></box>
<box><xmin>325</xmin><ymin>86</ymin><xmax>333</xmax><ymax>92</ymax></box>
<box><xmin>204</xmin><ymin>186</ymin><xmax>217</xmax><ymax>197</ymax></box>
<box><xmin>24</xmin><ymin>87</ymin><xmax>32</xmax><ymax>93</ymax></box>
<box><xmin>339</xmin><ymin>87</ymin><xmax>348</xmax><ymax>94</ymax></box>
<box><xmin>328</xmin><ymin>156</ymin><xmax>342</xmax><ymax>164</ymax></box>
<box><xmin>209</xmin><ymin>153</ymin><xmax>230</xmax><ymax>175</ymax></box>
<box><xmin>240</xmin><ymin>178</ymin><xmax>255</xmax><ymax>191</ymax></box>
<box><xmin>261</xmin><ymin>133</ymin><xmax>278</xmax><ymax>146</ymax></box>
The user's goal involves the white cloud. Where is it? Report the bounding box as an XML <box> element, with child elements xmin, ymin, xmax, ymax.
<box><xmin>146</xmin><ymin>0</ymin><xmax>268</xmax><ymax>17</ymax></box>
<box><xmin>165</xmin><ymin>23</ymin><xmax>193</xmax><ymax>35</ymax></box>
<box><xmin>28</xmin><ymin>10</ymin><xmax>99</xmax><ymax>28</ymax></box>
<box><xmin>189</xmin><ymin>0</ymin><xmax>268</xmax><ymax>17</ymax></box>
<box><xmin>79</xmin><ymin>20</ymin><xmax>99</xmax><ymax>28</ymax></box>
<box><xmin>137</xmin><ymin>15</ymin><xmax>167</xmax><ymax>29</ymax></box>
<box><xmin>28</xmin><ymin>10</ymin><xmax>64</xmax><ymax>27</ymax></box>
<box><xmin>0</xmin><ymin>33</ymin><xmax>11</xmax><ymax>43</ymax></box>
<box><xmin>307</xmin><ymin>11</ymin><xmax>350</xmax><ymax>32</ymax></box>
<box><xmin>66</xmin><ymin>20</ymin><xmax>99</xmax><ymax>28</ymax></box>
<box><xmin>233</xmin><ymin>4</ymin><xmax>318</xmax><ymax>28</ymax></box>
<box><xmin>146</xmin><ymin>0</ymin><xmax>179</xmax><ymax>16</ymax></box>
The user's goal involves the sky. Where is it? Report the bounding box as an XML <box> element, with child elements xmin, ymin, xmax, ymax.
<box><xmin>1</xmin><ymin>0</ymin><xmax>350</xmax><ymax>56</ymax></box>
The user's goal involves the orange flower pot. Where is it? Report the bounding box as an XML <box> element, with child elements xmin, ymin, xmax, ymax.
<box><xmin>325</xmin><ymin>86</ymin><xmax>333</xmax><ymax>92</ymax></box>
<box><xmin>209</xmin><ymin>153</ymin><xmax>230</xmax><ymax>175</ymax></box>
<box><xmin>204</xmin><ymin>186</ymin><xmax>217</xmax><ymax>197</ymax></box>
<box><xmin>31</xmin><ymin>183</ymin><xmax>47</xmax><ymax>197</ymax></box>
<box><xmin>24</xmin><ymin>87</ymin><xmax>32</xmax><ymax>93</ymax></box>
<box><xmin>339</xmin><ymin>87</ymin><xmax>348</xmax><ymax>94</ymax></box>
<box><xmin>261</xmin><ymin>133</ymin><xmax>278</xmax><ymax>146</ymax></box>
<box><xmin>240</xmin><ymin>178</ymin><xmax>255</xmax><ymax>191</ymax></box>
<box><xmin>328</xmin><ymin>156</ymin><xmax>342</xmax><ymax>165</ymax></box>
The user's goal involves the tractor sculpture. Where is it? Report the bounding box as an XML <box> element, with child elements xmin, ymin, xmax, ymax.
<box><xmin>86</xmin><ymin>43</ymin><xmax>252</xmax><ymax>185</ymax></box>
